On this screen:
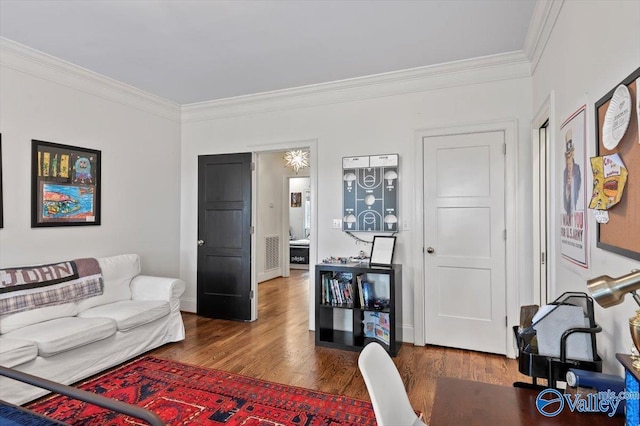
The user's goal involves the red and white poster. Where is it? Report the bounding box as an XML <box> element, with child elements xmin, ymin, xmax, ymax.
<box><xmin>560</xmin><ymin>105</ymin><xmax>588</xmax><ymax>268</ymax></box>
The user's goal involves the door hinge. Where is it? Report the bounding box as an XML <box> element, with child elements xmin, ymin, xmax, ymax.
<box><xmin>505</xmin><ymin>316</ymin><xmax>508</xmax><ymax>327</ymax></box>
<box><xmin>250</xmin><ymin>290</ymin><xmax>254</xmax><ymax>299</ymax></box>
<box><xmin>503</xmin><ymin>143</ymin><xmax>506</xmax><ymax>155</ymax></box>
<box><xmin>250</xmin><ymin>162</ymin><xmax>255</xmax><ymax>171</ymax></box>
<box><xmin>250</xmin><ymin>226</ymin><xmax>255</xmax><ymax>235</ymax></box>
<box><xmin>503</xmin><ymin>229</ymin><xmax>507</xmax><ymax>240</ymax></box>
<box><xmin>541</xmin><ymin>252</ymin><xmax>546</xmax><ymax>264</ymax></box>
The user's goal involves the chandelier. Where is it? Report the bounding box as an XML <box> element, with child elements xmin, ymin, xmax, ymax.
<box><xmin>283</xmin><ymin>150</ymin><xmax>309</xmax><ymax>173</ymax></box>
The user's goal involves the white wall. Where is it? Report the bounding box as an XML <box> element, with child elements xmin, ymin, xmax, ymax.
<box><xmin>0</xmin><ymin>41</ymin><xmax>182</xmax><ymax>277</ymax></box>
<box><xmin>532</xmin><ymin>0</ymin><xmax>640</xmax><ymax>373</ymax></box>
<box><xmin>180</xmin><ymin>61</ymin><xmax>533</xmax><ymax>341</ymax></box>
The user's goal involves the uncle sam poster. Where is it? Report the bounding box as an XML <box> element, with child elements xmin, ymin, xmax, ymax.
<box><xmin>560</xmin><ymin>105</ymin><xmax>588</xmax><ymax>268</ymax></box>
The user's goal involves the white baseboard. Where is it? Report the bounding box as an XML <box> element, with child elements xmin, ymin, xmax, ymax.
<box><xmin>289</xmin><ymin>263</ymin><xmax>309</xmax><ymax>270</ymax></box>
<box><xmin>401</xmin><ymin>325</ymin><xmax>415</xmax><ymax>344</ymax></box>
<box><xmin>258</xmin><ymin>269</ymin><xmax>282</xmax><ymax>283</ymax></box>
<box><xmin>180</xmin><ymin>297</ymin><xmax>197</xmax><ymax>313</ymax></box>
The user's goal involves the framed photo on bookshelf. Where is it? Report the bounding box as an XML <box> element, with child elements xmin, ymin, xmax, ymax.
<box><xmin>370</xmin><ymin>235</ymin><xmax>396</xmax><ymax>266</ymax></box>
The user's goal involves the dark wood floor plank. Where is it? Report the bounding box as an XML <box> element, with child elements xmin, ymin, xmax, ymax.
<box><xmin>151</xmin><ymin>270</ymin><xmax>530</xmax><ymax>418</ymax></box>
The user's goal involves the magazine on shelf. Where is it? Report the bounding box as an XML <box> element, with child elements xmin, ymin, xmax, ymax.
<box><xmin>363</xmin><ymin>311</ymin><xmax>390</xmax><ymax>345</ymax></box>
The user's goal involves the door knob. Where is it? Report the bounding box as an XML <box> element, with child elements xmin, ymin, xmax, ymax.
<box><xmin>426</xmin><ymin>247</ymin><xmax>435</xmax><ymax>254</ymax></box>
<box><xmin>197</xmin><ymin>240</ymin><xmax>205</xmax><ymax>247</ymax></box>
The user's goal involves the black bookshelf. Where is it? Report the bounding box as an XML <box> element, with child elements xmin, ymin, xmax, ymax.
<box><xmin>315</xmin><ymin>263</ymin><xmax>402</xmax><ymax>356</ymax></box>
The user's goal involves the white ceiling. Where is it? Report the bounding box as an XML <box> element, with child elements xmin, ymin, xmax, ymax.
<box><xmin>0</xmin><ymin>0</ymin><xmax>537</xmax><ymax>105</ymax></box>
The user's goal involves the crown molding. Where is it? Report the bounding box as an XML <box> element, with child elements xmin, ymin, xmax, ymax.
<box><xmin>1</xmin><ymin>26</ymin><xmax>540</xmax><ymax>126</ymax></box>
<box><xmin>183</xmin><ymin>51</ymin><xmax>531</xmax><ymax>122</ymax></box>
<box><xmin>0</xmin><ymin>37</ymin><xmax>181</xmax><ymax>122</ymax></box>
<box><xmin>523</xmin><ymin>0</ymin><xmax>565</xmax><ymax>74</ymax></box>
<box><xmin>182</xmin><ymin>51</ymin><xmax>532</xmax><ymax>123</ymax></box>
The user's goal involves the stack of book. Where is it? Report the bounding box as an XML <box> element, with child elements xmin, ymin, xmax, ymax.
<box><xmin>321</xmin><ymin>272</ymin><xmax>354</xmax><ymax>306</ymax></box>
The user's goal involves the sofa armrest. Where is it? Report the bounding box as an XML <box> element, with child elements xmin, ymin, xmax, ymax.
<box><xmin>130</xmin><ymin>275</ymin><xmax>186</xmax><ymax>304</ymax></box>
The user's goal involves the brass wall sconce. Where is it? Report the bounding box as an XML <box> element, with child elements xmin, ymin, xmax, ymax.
<box><xmin>587</xmin><ymin>269</ymin><xmax>640</xmax><ymax>369</ymax></box>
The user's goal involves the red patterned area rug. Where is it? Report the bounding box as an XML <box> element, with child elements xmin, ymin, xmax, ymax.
<box><xmin>26</xmin><ymin>356</ymin><xmax>376</xmax><ymax>425</ymax></box>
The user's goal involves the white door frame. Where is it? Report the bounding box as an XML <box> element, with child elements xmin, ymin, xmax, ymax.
<box><xmin>282</xmin><ymin>176</ymin><xmax>292</xmax><ymax>279</ymax></box>
<box><xmin>532</xmin><ymin>92</ymin><xmax>556</xmax><ymax>305</ymax></box>
<box><xmin>248</xmin><ymin>138</ymin><xmax>318</xmax><ymax>329</ymax></box>
<box><xmin>413</xmin><ymin>119</ymin><xmax>519</xmax><ymax>358</ymax></box>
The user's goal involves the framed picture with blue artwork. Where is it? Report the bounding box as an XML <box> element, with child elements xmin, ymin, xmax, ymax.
<box><xmin>31</xmin><ymin>140</ymin><xmax>101</xmax><ymax>227</ymax></box>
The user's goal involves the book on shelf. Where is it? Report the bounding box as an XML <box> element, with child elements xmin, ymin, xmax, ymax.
<box><xmin>322</xmin><ymin>272</ymin><xmax>354</xmax><ymax>306</ymax></box>
<box><xmin>361</xmin><ymin>281</ymin><xmax>374</xmax><ymax>308</ymax></box>
<box><xmin>330</xmin><ymin>278</ymin><xmax>339</xmax><ymax>303</ymax></box>
<box><xmin>363</xmin><ymin>311</ymin><xmax>390</xmax><ymax>345</ymax></box>
<box><xmin>356</xmin><ymin>275</ymin><xmax>365</xmax><ymax>308</ymax></box>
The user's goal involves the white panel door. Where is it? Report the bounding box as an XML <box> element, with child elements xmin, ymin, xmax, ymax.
<box><xmin>423</xmin><ymin>131</ymin><xmax>506</xmax><ymax>354</ymax></box>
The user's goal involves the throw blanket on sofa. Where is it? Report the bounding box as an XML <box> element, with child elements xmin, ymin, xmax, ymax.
<box><xmin>0</xmin><ymin>258</ymin><xmax>103</xmax><ymax>315</ymax></box>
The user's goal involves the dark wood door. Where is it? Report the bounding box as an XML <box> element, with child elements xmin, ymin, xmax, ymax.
<box><xmin>197</xmin><ymin>153</ymin><xmax>252</xmax><ymax>320</ymax></box>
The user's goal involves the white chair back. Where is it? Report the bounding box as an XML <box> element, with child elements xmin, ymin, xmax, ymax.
<box><xmin>358</xmin><ymin>342</ymin><xmax>427</xmax><ymax>425</ymax></box>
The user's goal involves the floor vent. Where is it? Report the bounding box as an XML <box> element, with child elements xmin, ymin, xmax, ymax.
<box><xmin>265</xmin><ymin>235</ymin><xmax>280</xmax><ymax>271</ymax></box>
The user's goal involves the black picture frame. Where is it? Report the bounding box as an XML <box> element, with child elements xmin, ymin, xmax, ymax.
<box><xmin>291</xmin><ymin>192</ymin><xmax>302</xmax><ymax>207</ymax></box>
<box><xmin>594</xmin><ymin>66</ymin><xmax>640</xmax><ymax>261</ymax></box>
<box><xmin>370</xmin><ymin>235</ymin><xmax>396</xmax><ymax>267</ymax></box>
<box><xmin>31</xmin><ymin>140</ymin><xmax>101</xmax><ymax>227</ymax></box>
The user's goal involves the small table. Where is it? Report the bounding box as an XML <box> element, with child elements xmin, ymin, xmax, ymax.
<box><xmin>429</xmin><ymin>377</ymin><xmax>623</xmax><ymax>426</ymax></box>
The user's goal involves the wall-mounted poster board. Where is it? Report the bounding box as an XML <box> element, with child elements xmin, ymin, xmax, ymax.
<box><xmin>594</xmin><ymin>66</ymin><xmax>640</xmax><ymax>260</ymax></box>
<box><xmin>342</xmin><ymin>154</ymin><xmax>398</xmax><ymax>232</ymax></box>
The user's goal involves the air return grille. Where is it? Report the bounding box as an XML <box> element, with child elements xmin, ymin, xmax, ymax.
<box><xmin>265</xmin><ymin>235</ymin><xmax>279</xmax><ymax>271</ymax></box>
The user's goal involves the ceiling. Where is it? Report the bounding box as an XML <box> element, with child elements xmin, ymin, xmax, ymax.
<box><xmin>0</xmin><ymin>0</ymin><xmax>537</xmax><ymax>105</ymax></box>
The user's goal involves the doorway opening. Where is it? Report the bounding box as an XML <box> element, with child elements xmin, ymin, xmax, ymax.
<box><xmin>532</xmin><ymin>93</ymin><xmax>555</xmax><ymax>307</ymax></box>
<box><xmin>287</xmin><ymin>177</ymin><xmax>311</xmax><ymax>273</ymax></box>
<box><xmin>534</xmin><ymin>120</ymin><xmax>550</xmax><ymax>304</ymax></box>
<box><xmin>252</xmin><ymin>141</ymin><xmax>317</xmax><ymax>329</ymax></box>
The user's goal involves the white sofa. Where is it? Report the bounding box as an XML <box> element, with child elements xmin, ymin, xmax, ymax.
<box><xmin>0</xmin><ymin>254</ymin><xmax>186</xmax><ymax>405</ymax></box>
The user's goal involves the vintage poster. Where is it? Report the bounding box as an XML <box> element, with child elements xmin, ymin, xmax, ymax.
<box><xmin>560</xmin><ymin>105</ymin><xmax>588</xmax><ymax>267</ymax></box>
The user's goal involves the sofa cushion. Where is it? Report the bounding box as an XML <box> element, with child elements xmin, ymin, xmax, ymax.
<box><xmin>0</xmin><ymin>302</ymin><xmax>79</xmax><ymax>334</ymax></box>
<box><xmin>77</xmin><ymin>254</ymin><xmax>141</xmax><ymax>312</ymax></box>
<box><xmin>3</xmin><ymin>317</ymin><xmax>117</xmax><ymax>357</ymax></box>
<box><xmin>78</xmin><ymin>300</ymin><xmax>170</xmax><ymax>332</ymax></box>
<box><xmin>0</xmin><ymin>337</ymin><xmax>38</xmax><ymax>368</ymax></box>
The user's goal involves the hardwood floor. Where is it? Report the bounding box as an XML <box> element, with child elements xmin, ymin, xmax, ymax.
<box><xmin>151</xmin><ymin>269</ymin><xmax>530</xmax><ymax>421</ymax></box>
